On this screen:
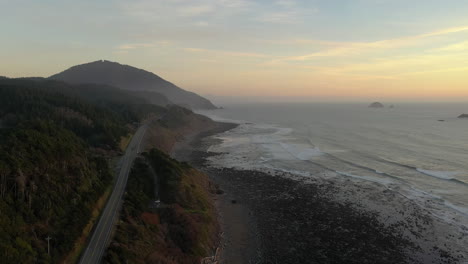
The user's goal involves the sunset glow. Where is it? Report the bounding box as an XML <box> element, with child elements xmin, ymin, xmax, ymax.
<box><xmin>1</xmin><ymin>0</ymin><xmax>468</xmax><ymax>101</ymax></box>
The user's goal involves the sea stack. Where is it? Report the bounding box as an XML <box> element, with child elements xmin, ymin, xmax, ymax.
<box><xmin>458</xmin><ymin>114</ymin><xmax>468</xmax><ymax>118</ymax></box>
<box><xmin>369</xmin><ymin>102</ymin><xmax>384</xmax><ymax>108</ymax></box>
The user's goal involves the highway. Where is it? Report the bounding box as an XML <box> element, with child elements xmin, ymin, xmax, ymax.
<box><xmin>79</xmin><ymin>123</ymin><xmax>148</xmax><ymax>264</ymax></box>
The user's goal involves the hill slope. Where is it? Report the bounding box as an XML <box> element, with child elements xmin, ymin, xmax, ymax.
<box><xmin>0</xmin><ymin>77</ymin><xmax>221</xmax><ymax>263</ymax></box>
<box><xmin>0</xmin><ymin>79</ymin><xmax>143</xmax><ymax>263</ymax></box>
<box><xmin>105</xmin><ymin>149</ymin><xmax>219</xmax><ymax>264</ymax></box>
<box><xmin>50</xmin><ymin>60</ymin><xmax>216</xmax><ymax>110</ymax></box>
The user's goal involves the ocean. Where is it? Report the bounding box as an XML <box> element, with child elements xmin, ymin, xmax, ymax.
<box><xmin>198</xmin><ymin>102</ymin><xmax>468</xmax><ymax>229</ymax></box>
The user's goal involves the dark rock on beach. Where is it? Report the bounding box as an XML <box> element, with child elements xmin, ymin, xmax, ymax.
<box><xmin>208</xmin><ymin>167</ymin><xmax>421</xmax><ymax>264</ymax></box>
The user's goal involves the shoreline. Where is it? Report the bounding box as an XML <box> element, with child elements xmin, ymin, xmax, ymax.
<box><xmin>172</xmin><ymin>122</ymin><xmax>262</xmax><ymax>263</ymax></box>
<box><xmin>172</xmin><ymin>120</ymin><xmax>467</xmax><ymax>263</ymax></box>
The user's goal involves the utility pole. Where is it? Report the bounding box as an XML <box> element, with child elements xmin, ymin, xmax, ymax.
<box><xmin>45</xmin><ymin>236</ymin><xmax>52</xmax><ymax>255</ymax></box>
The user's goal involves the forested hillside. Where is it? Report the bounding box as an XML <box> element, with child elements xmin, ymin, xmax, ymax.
<box><xmin>50</xmin><ymin>60</ymin><xmax>217</xmax><ymax>109</ymax></box>
<box><xmin>105</xmin><ymin>149</ymin><xmax>218</xmax><ymax>264</ymax></box>
<box><xmin>0</xmin><ymin>78</ymin><xmax>165</xmax><ymax>263</ymax></box>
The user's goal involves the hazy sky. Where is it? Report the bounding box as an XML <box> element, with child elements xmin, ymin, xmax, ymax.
<box><xmin>1</xmin><ymin>0</ymin><xmax>468</xmax><ymax>101</ymax></box>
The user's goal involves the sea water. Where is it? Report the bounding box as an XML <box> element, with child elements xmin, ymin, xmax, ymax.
<box><xmin>197</xmin><ymin>102</ymin><xmax>468</xmax><ymax>227</ymax></box>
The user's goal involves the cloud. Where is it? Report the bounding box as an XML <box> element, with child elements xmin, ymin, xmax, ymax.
<box><xmin>420</xmin><ymin>25</ymin><xmax>468</xmax><ymax>38</ymax></box>
<box><xmin>251</xmin><ymin>24</ymin><xmax>468</xmax><ymax>82</ymax></box>
<box><xmin>116</xmin><ymin>41</ymin><xmax>172</xmax><ymax>51</ymax></box>
<box><xmin>278</xmin><ymin>25</ymin><xmax>468</xmax><ymax>61</ymax></box>
<box><xmin>300</xmin><ymin>49</ymin><xmax>468</xmax><ymax>81</ymax></box>
<box><xmin>178</xmin><ymin>4</ymin><xmax>215</xmax><ymax>17</ymax></box>
<box><xmin>120</xmin><ymin>0</ymin><xmax>253</xmax><ymax>21</ymax></box>
<box><xmin>257</xmin><ymin>11</ymin><xmax>301</xmax><ymax>24</ymax></box>
<box><xmin>257</xmin><ymin>0</ymin><xmax>317</xmax><ymax>24</ymax></box>
<box><xmin>217</xmin><ymin>0</ymin><xmax>252</xmax><ymax>9</ymax></box>
<box><xmin>183</xmin><ymin>47</ymin><xmax>272</xmax><ymax>59</ymax></box>
<box><xmin>117</xmin><ymin>43</ymin><xmax>155</xmax><ymax>50</ymax></box>
<box><xmin>275</xmin><ymin>0</ymin><xmax>297</xmax><ymax>7</ymax></box>
<box><xmin>194</xmin><ymin>21</ymin><xmax>210</xmax><ymax>27</ymax></box>
<box><xmin>430</xmin><ymin>41</ymin><xmax>468</xmax><ymax>52</ymax></box>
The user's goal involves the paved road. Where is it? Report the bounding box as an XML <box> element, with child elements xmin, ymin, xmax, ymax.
<box><xmin>79</xmin><ymin>123</ymin><xmax>148</xmax><ymax>264</ymax></box>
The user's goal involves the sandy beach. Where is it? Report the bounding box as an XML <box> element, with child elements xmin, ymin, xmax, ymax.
<box><xmin>172</xmin><ymin>121</ymin><xmax>467</xmax><ymax>264</ymax></box>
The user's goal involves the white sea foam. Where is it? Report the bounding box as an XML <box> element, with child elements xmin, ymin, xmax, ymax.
<box><xmin>335</xmin><ymin>171</ymin><xmax>394</xmax><ymax>185</ymax></box>
<box><xmin>444</xmin><ymin>200</ymin><xmax>468</xmax><ymax>216</ymax></box>
<box><xmin>405</xmin><ymin>186</ymin><xmax>468</xmax><ymax>224</ymax></box>
<box><xmin>416</xmin><ymin>168</ymin><xmax>461</xmax><ymax>180</ymax></box>
<box><xmin>279</xmin><ymin>143</ymin><xmax>323</xmax><ymax>161</ymax></box>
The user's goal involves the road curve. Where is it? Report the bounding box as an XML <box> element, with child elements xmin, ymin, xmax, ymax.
<box><xmin>79</xmin><ymin>123</ymin><xmax>148</xmax><ymax>264</ymax></box>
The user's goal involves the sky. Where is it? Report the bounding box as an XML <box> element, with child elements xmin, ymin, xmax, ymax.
<box><xmin>1</xmin><ymin>0</ymin><xmax>468</xmax><ymax>102</ymax></box>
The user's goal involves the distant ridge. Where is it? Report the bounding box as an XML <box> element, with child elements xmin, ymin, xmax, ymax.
<box><xmin>50</xmin><ymin>60</ymin><xmax>217</xmax><ymax>109</ymax></box>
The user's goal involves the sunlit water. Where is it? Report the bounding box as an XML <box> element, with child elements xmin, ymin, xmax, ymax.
<box><xmin>198</xmin><ymin>103</ymin><xmax>468</xmax><ymax>224</ymax></box>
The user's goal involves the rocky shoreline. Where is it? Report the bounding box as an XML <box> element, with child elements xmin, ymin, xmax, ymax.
<box><xmin>172</xmin><ymin>121</ymin><xmax>465</xmax><ymax>264</ymax></box>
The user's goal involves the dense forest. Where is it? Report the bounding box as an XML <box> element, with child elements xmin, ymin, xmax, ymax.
<box><xmin>0</xmin><ymin>78</ymin><xmax>165</xmax><ymax>148</ymax></box>
<box><xmin>0</xmin><ymin>78</ymin><xmax>166</xmax><ymax>263</ymax></box>
<box><xmin>105</xmin><ymin>149</ymin><xmax>218</xmax><ymax>264</ymax></box>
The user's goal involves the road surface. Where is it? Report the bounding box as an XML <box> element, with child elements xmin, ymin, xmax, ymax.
<box><xmin>79</xmin><ymin>123</ymin><xmax>148</xmax><ymax>264</ymax></box>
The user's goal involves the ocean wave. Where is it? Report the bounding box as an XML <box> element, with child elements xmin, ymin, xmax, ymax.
<box><xmin>322</xmin><ymin>153</ymin><xmax>405</xmax><ymax>183</ymax></box>
<box><xmin>335</xmin><ymin>171</ymin><xmax>394</xmax><ymax>185</ymax></box>
<box><xmin>279</xmin><ymin>143</ymin><xmax>323</xmax><ymax>161</ymax></box>
<box><xmin>368</xmin><ymin>156</ymin><xmax>418</xmax><ymax>170</ymax></box>
<box><xmin>444</xmin><ymin>200</ymin><xmax>468</xmax><ymax>216</ymax></box>
<box><xmin>416</xmin><ymin>169</ymin><xmax>468</xmax><ymax>186</ymax></box>
<box><xmin>408</xmin><ymin>187</ymin><xmax>468</xmax><ymax>216</ymax></box>
<box><xmin>416</xmin><ymin>168</ymin><xmax>460</xmax><ymax>180</ymax></box>
<box><xmin>369</xmin><ymin>156</ymin><xmax>467</xmax><ymax>185</ymax></box>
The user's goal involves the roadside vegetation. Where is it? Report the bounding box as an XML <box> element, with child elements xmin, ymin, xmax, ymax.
<box><xmin>105</xmin><ymin>149</ymin><xmax>218</xmax><ymax>264</ymax></box>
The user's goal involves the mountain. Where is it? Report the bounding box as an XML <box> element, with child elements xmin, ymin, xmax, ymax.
<box><xmin>458</xmin><ymin>114</ymin><xmax>468</xmax><ymax>118</ymax></box>
<box><xmin>49</xmin><ymin>60</ymin><xmax>217</xmax><ymax>109</ymax></box>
